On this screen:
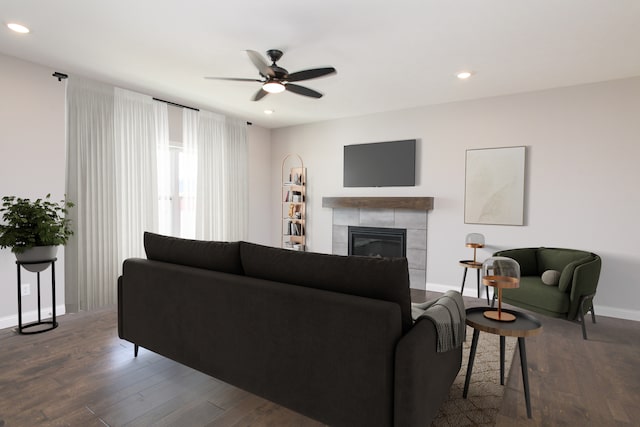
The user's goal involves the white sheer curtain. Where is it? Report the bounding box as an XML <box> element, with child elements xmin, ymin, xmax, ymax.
<box><xmin>188</xmin><ymin>111</ymin><xmax>248</xmax><ymax>241</ymax></box>
<box><xmin>223</xmin><ymin>117</ymin><xmax>248</xmax><ymax>241</ymax></box>
<box><xmin>66</xmin><ymin>78</ymin><xmax>117</xmax><ymax>313</ymax></box>
<box><xmin>114</xmin><ymin>88</ymin><xmax>164</xmax><ymax>259</ymax></box>
<box><xmin>181</xmin><ymin>109</ymin><xmax>199</xmax><ymax>238</ymax></box>
<box><xmin>66</xmin><ymin>79</ymin><xmax>167</xmax><ymax>311</ymax></box>
<box><xmin>195</xmin><ymin>111</ymin><xmax>226</xmax><ymax>240</ymax></box>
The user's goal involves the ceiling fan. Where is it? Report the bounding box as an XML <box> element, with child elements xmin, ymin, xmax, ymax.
<box><xmin>205</xmin><ymin>49</ymin><xmax>337</xmax><ymax>101</ymax></box>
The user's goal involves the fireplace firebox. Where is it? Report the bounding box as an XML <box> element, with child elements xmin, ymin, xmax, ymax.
<box><xmin>348</xmin><ymin>226</ymin><xmax>407</xmax><ymax>258</ymax></box>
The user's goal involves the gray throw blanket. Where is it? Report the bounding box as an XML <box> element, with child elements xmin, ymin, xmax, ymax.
<box><xmin>411</xmin><ymin>290</ymin><xmax>466</xmax><ymax>352</ymax></box>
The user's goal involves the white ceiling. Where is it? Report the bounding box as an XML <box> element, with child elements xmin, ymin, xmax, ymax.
<box><xmin>2</xmin><ymin>1</ymin><xmax>640</xmax><ymax>128</ymax></box>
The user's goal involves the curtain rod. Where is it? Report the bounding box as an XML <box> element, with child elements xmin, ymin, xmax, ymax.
<box><xmin>152</xmin><ymin>97</ymin><xmax>199</xmax><ymax>111</ymax></box>
<box><xmin>50</xmin><ymin>71</ymin><xmax>252</xmax><ymax>125</ymax></box>
<box><xmin>153</xmin><ymin>98</ymin><xmax>252</xmax><ymax>125</ymax></box>
<box><xmin>52</xmin><ymin>72</ymin><xmax>68</xmax><ymax>81</ymax></box>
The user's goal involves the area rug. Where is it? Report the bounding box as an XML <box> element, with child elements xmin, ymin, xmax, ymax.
<box><xmin>431</xmin><ymin>326</ymin><xmax>517</xmax><ymax>427</ymax></box>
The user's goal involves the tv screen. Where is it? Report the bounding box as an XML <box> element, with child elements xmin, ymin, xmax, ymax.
<box><xmin>344</xmin><ymin>139</ymin><xmax>416</xmax><ymax>187</ymax></box>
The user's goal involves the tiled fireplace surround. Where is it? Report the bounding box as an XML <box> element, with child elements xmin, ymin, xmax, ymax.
<box><xmin>323</xmin><ymin>197</ymin><xmax>433</xmax><ymax>289</ymax></box>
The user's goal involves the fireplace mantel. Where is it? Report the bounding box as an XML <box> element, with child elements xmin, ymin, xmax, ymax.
<box><xmin>322</xmin><ymin>197</ymin><xmax>433</xmax><ymax>211</ymax></box>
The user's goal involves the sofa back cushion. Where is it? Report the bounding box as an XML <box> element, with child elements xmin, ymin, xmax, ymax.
<box><xmin>536</xmin><ymin>248</ymin><xmax>591</xmax><ymax>276</ymax></box>
<box><xmin>143</xmin><ymin>232</ymin><xmax>243</xmax><ymax>275</ymax></box>
<box><xmin>239</xmin><ymin>242</ymin><xmax>413</xmax><ymax>333</ymax></box>
<box><xmin>494</xmin><ymin>248</ymin><xmax>538</xmax><ymax>276</ymax></box>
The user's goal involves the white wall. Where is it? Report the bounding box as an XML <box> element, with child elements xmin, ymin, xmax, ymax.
<box><xmin>0</xmin><ymin>54</ymin><xmax>67</xmax><ymax>328</ymax></box>
<box><xmin>271</xmin><ymin>77</ymin><xmax>640</xmax><ymax>321</ymax></box>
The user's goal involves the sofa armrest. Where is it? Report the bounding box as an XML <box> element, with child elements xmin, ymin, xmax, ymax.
<box><xmin>567</xmin><ymin>255</ymin><xmax>602</xmax><ymax>319</ymax></box>
<box><xmin>558</xmin><ymin>255</ymin><xmax>592</xmax><ymax>292</ymax></box>
<box><xmin>394</xmin><ymin>317</ymin><xmax>462</xmax><ymax>427</ymax></box>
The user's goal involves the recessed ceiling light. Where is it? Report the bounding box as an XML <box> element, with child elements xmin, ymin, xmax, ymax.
<box><xmin>7</xmin><ymin>23</ymin><xmax>30</xmax><ymax>34</ymax></box>
<box><xmin>456</xmin><ymin>71</ymin><xmax>473</xmax><ymax>80</ymax></box>
<box><xmin>264</xmin><ymin>109</ymin><xmax>274</xmax><ymax>115</ymax></box>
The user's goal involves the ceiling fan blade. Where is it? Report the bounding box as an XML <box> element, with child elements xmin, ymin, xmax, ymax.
<box><xmin>204</xmin><ymin>77</ymin><xmax>263</xmax><ymax>82</ymax></box>
<box><xmin>246</xmin><ymin>50</ymin><xmax>275</xmax><ymax>78</ymax></box>
<box><xmin>285</xmin><ymin>83</ymin><xmax>323</xmax><ymax>98</ymax></box>
<box><xmin>252</xmin><ymin>88</ymin><xmax>269</xmax><ymax>101</ymax></box>
<box><xmin>286</xmin><ymin>67</ymin><xmax>336</xmax><ymax>82</ymax></box>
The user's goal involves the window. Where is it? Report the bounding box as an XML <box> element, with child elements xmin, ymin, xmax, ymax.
<box><xmin>158</xmin><ymin>143</ymin><xmax>196</xmax><ymax>238</ymax></box>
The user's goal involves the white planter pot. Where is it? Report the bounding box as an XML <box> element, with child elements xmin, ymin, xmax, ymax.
<box><xmin>15</xmin><ymin>246</ymin><xmax>58</xmax><ymax>273</ymax></box>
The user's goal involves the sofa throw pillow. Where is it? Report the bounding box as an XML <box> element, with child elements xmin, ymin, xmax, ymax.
<box><xmin>143</xmin><ymin>232</ymin><xmax>243</xmax><ymax>275</ymax></box>
<box><xmin>541</xmin><ymin>269</ymin><xmax>561</xmax><ymax>286</ymax></box>
<box><xmin>239</xmin><ymin>242</ymin><xmax>413</xmax><ymax>333</ymax></box>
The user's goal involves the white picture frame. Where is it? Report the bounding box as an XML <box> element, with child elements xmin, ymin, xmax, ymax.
<box><xmin>464</xmin><ymin>146</ymin><xmax>526</xmax><ymax>225</ymax></box>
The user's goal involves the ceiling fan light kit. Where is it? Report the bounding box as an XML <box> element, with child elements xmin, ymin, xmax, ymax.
<box><xmin>205</xmin><ymin>49</ymin><xmax>337</xmax><ymax>101</ymax></box>
<box><xmin>263</xmin><ymin>81</ymin><xmax>285</xmax><ymax>93</ymax></box>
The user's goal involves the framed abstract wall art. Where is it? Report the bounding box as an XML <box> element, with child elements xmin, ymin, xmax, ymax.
<box><xmin>464</xmin><ymin>146</ymin><xmax>526</xmax><ymax>225</ymax></box>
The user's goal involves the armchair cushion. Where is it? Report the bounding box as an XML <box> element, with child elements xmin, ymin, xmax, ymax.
<box><xmin>495</xmin><ymin>248</ymin><xmax>538</xmax><ymax>276</ymax></box>
<box><xmin>541</xmin><ymin>270</ymin><xmax>561</xmax><ymax>286</ymax></box>
<box><xmin>536</xmin><ymin>248</ymin><xmax>590</xmax><ymax>276</ymax></box>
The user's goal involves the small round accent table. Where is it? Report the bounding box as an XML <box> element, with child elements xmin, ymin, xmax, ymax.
<box><xmin>459</xmin><ymin>260</ymin><xmax>490</xmax><ymax>304</ymax></box>
<box><xmin>463</xmin><ymin>307</ymin><xmax>542</xmax><ymax>419</ymax></box>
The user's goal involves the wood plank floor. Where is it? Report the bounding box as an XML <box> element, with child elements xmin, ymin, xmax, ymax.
<box><xmin>0</xmin><ymin>292</ymin><xmax>638</xmax><ymax>426</ymax></box>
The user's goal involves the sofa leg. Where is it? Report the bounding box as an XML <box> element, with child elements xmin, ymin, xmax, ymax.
<box><xmin>578</xmin><ymin>293</ymin><xmax>596</xmax><ymax>340</ymax></box>
<box><xmin>579</xmin><ymin>310</ymin><xmax>588</xmax><ymax>340</ymax></box>
<box><xmin>134</xmin><ymin>344</ymin><xmax>139</xmax><ymax>357</ymax></box>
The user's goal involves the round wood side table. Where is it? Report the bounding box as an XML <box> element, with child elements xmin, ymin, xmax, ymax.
<box><xmin>463</xmin><ymin>306</ymin><xmax>542</xmax><ymax>419</ymax></box>
<box><xmin>459</xmin><ymin>260</ymin><xmax>490</xmax><ymax>304</ymax></box>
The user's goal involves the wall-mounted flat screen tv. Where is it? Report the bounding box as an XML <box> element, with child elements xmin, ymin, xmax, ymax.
<box><xmin>344</xmin><ymin>139</ymin><xmax>416</xmax><ymax>187</ymax></box>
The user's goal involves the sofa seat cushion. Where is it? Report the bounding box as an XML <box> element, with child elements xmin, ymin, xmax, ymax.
<box><xmin>144</xmin><ymin>232</ymin><xmax>243</xmax><ymax>275</ymax></box>
<box><xmin>240</xmin><ymin>242</ymin><xmax>413</xmax><ymax>333</ymax></box>
<box><xmin>502</xmin><ymin>276</ymin><xmax>569</xmax><ymax>316</ymax></box>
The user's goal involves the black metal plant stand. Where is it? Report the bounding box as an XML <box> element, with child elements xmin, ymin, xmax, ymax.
<box><xmin>16</xmin><ymin>258</ymin><xmax>58</xmax><ymax>335</ymax></box>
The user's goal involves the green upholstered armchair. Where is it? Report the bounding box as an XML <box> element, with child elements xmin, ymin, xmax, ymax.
<box><xmin>492</xmin><ymin>247</ymin><xmax>601</xmax><ymax>339</ymax></box>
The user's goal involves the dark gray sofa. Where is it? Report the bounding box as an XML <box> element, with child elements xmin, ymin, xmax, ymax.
<box><xmin>118</xmin><ymin>232</ymin><xmax>462</xmax><ymax>426</ymax></box>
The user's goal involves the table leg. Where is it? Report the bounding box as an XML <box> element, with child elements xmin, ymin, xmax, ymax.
<box><xmin>518</xmin><ymin>337</ymin><xmax>532</xmax><ymax>418</ymax></box>
<box><xmin>463</xmin><ymin>329</ymin><xmax>480</xmax><ymax>398</ymax></box>
<box><xmin>476</xmin><ymin>268</ymin><xmax>490</xmax><ymax>305</ymax></box>
<box><xmin>500</xmin><ymin>335</ymin><xmax>505</xmax><ymax>385</ymax></box>
<box><xmin>460</xmin><ymin>267</ymin><xmax>468</xmax><ymax>294</ymax></box>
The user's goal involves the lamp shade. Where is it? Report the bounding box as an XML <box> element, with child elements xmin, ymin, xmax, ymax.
<box><xmin>482</xmin><ymin>256</ymin><xmax>520</xmax><ymax>282</ymax></box>
<box><xmin>482</xmin><ymin>256</ymin><xmax>520</xmax><ymax>322</ymax></box>
<box><xmin>465</xmin><ymin>233</ymin><xmax>485</xmax><ymax>248</ymax></box>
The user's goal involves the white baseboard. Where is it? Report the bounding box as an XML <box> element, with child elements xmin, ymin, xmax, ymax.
<box><xmin>594</xmin><ymin>306</ymin><xmax>640</xmax><ymax>321</ymax></box>
<box><xmin>426</xmin><ymin>282</ymin><xmax>640</xmax><ymax>322</ymax></box>
<box><xmin>0</xmin><ymin>304</ymin><xmax>66</xmax><ymax>331</ymax></box>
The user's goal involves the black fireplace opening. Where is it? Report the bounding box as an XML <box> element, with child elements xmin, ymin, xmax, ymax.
<box><xmin>348</xmin><ymin>226</ymin><xmax>407</xmax><ymax>258</ymax></box>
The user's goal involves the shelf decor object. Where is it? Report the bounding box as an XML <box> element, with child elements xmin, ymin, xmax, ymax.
<box><xmin>465</xmin><ymin>233</ymin><xmax>485</xmax><ymax>266</ymax></box>
<box><xmin>281</xmin><ymin>154</ymin><xmax>306</xmax><ymax>251</ymax></box>
<box><xmin>482</xmin><ymin>256</ymin><xmax>520</xmax><ymax>322</ymax></box>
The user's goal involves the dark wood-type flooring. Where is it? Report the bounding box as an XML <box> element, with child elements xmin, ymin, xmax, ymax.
<box><xmin>0</xmin><ymin>290</ymin><xmax>638</xmax><ymax>426</ymax></box>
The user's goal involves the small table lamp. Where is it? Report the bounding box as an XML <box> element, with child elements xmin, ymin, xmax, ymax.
<box><xmin>465</xmin><ymin>233</ymin><xmax>485</xmax><ymax>265</ymax></box>
<box><xmin>482</xmin><ymin>256</ymin><xmax>520</xmax><ymax>322</ymax></box>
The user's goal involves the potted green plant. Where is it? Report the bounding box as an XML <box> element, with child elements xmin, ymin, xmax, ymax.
<box><xmin>0</xmin><ymin>194</ymin><xmax>74</xmax><ymax>272</ymax></box>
